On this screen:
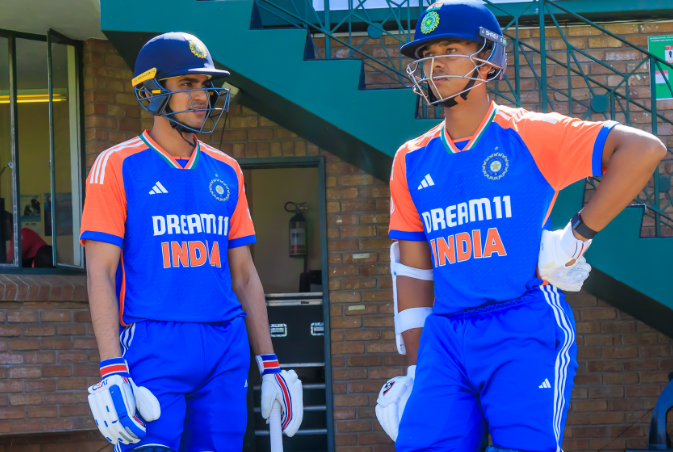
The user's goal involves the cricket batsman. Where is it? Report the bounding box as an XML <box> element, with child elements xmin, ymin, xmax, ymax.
<box><xmin>81</xmin><ymin>32</ymin><xmax>303</xmax><ymax>451</ymax></box>
<box><xmin>374</xmin><ymin>1</ymin><xmax>667</xmax><ymax>451</ymax></box>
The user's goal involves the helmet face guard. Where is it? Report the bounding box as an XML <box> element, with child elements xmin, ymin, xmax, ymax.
<box><xmin>406</xmin><ymin>30</ymin><xmax>506</xmax><ymax>107</ymax></box>
<box><xmin>134</xmin><ymin>76</ymin><xmax>231</xmax><ymax>134</ymax></box>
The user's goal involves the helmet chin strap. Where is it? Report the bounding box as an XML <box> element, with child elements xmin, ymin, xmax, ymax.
<box><xmin>438</xmin><ymin>68</ymin><xmax>480</xmax><ymax>108</ymax></box>
<box><xmin>165</xmin><ymin>105</ymin><xmax>197</xmax><ymax>149</ymax></box>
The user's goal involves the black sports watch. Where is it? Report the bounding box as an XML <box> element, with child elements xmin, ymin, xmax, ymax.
<box><xmin>571</xmin><ymin>212</ymin><xmax>598</xmax><ymax>240</ymax></box>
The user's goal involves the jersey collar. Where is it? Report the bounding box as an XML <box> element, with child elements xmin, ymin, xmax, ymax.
<box><xmin>440</xmin><ymin>101</ymin><xmax>498</xmax><ymax>155</ymax></box>
<box><xmin>140</xmin><ymin>130</ymin><xmax>201</xmax><ymax>169</ymax></box>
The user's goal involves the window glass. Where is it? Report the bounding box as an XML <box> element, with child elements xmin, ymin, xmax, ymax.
<box><xmin>0</xmin><ymin>38</ymin><xmax>14</xmax><ymax>264</ymax></box>
<box><xmin>51</xmin><ymin>41</ymin><xmax>82</xmax><ymax>267</ymax></box>
<box><xmin>16</xmin><ymin>38</ymin><xmax>51</xmax><ymax>268</ymax></box>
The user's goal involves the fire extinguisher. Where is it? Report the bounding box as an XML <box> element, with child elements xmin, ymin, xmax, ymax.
<box><xmin>285</xmin><ymin>202</ymin><xmax>311</xmax><ymax>292</ymax></box>
<box><xmin>285</xmin><ymin>202</ymin><xmax>307</xmax><ymax>258</ymax></box>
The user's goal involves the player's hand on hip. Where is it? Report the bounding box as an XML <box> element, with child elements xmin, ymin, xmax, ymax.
<box><xmin>88</xmin><ymin>358</ymin><xmax>161</xmax><ymax>445</ymax></box>
<box><xmin>256</xmin><ymin>354</ymin><xmax>304</xmax><ymax>437</ymax></box>
<box><xmin>538</xmin><ymin>220</ymin><xmax>592</xmax><ymax>292</ymax></box>
<box><xmin>375</xmin><ymin>365</ymin><xmax>416</xmax><ymax>442</ymax></box>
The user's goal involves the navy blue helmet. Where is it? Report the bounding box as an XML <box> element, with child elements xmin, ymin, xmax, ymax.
<box><xmin>401</xmin><ymin>0</ymin><xmax>507</xmax><ymax>106</ymax></box>
<box><xmin>133</xmin><ymin>32</ymin><xmax>230</xmax><ymax>134</ymax></box>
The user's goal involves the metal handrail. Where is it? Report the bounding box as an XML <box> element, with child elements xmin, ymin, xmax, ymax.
<box><xmin>248</xmin><ymin>0</ymin><xmax>673</xmax><ymax>235</ymax></box>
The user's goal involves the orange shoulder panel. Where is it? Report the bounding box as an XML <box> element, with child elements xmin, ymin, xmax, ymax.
<box><xmin>80</xmin><ymin>137</ymin><xmax>147</xmax><ymax>246</ymax></box>
<box><xmin>494</xmin><ymin>106</ymin><xmax>609</xmax><ymax>191</ymax></box>
<box><xmin>389</xmin><ymin>125</ymin><xmax>442</xmax><ymax>237</ymax></box>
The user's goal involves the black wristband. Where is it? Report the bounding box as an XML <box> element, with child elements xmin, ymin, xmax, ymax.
<box><xmin>571</xmin><ymin>212</ymin><xmax>598</xmax><ymax>240</ymax></box>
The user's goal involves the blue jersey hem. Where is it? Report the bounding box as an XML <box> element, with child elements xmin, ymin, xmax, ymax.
<box><xmin>80</xmin><ymin>231</ymin><xmax>123</xmax><ymax>247</ymax></box>
<box><xmin>389</xmin><ymin>230</ymin><xmax>426</xmax><ymax>241</ymax></box>
<box><xmin>592</xmin><ymin>121</ymin><xmax>619</xmax><ymax>176</ymax></box>
<box><xmin>228</xmin><ymin>235</ymin><xmax>256</xmax><ymax>249</ymax></box>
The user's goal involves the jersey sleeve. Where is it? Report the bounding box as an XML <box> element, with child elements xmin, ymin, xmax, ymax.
<box><xmin>228</xmin><ymin>160</ymin><xmax>256</xmax><ymax>249</ymax></box>
<box><xmin>80</xmin><ymin>152</ymin><xmax>127</xmax><ymax>247</ymax></box>
<box><xmin>389</xmin><ymin>147</ymin><xmax>426</xmax><ymax>241</ymax></box>
<box><xmin>517</xmin><ymin>112</ymin><xmax>618</xmax><ymax>191</ymax></box>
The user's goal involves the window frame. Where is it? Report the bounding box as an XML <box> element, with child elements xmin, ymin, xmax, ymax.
<box><xmin>0</xmin><ymin>28</ymin><xmax>86</xmax><ymax>273</ymax></box>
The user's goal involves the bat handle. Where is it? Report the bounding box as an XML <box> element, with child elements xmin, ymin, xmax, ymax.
<box><xmin>270</xmin><ymin>400</ymin><xmax>283</xmax><ymax>452</ymax></box>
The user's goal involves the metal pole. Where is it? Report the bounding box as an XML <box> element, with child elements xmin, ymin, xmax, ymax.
<box><xmin>539</xmin><ymin>0</ymin><xmax>548</xmax><ymax>112</ymax></box>
<box><xmin>8</xmin><ymin>36</ymin><xmax>21</xmax><ymax>268</ymax></box>
<box><xmin>649</xmin><ymin>58</ymin><xmax>661</xmax><ymax>236</ymax></box>
<box><xmin>47</xmin><ymin>32</ymin><xmax>58</xmax><ymax>266</ymax></box>
<box><xmin>515</xmin><ymin>19</ymin><xmax>520</xmax><ymax>107</ymax></box>
<box><xmin>324</xmin><ymin>0</ymin><xmax>331</xmax><ymax>57</ymax></box>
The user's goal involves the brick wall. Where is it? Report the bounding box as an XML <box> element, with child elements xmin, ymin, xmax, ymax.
<box><xmin>83</xmin><ymin>39</ymin><xmax>142</xmax><ymax>170</ymax></box>
<box><xmin>0</xmin><ymin>275</ymin><xmax>100</xmax><ymax>439</ymax></box>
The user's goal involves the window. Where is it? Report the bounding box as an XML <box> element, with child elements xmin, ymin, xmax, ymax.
<box><xmin>0</xmin><ymin>30</ymin><xmax>83</xmax><ymax>269</ymax></box>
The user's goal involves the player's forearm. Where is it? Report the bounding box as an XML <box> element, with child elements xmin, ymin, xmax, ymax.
<box><xmin>580</xmin><ymin>128</ymin><xmax>667</xmax><ymax>235</ymax></box>
<box><xmin>86</xmin><ymin>268</ymin><xmax>122</xmax><ymax>361</ymax></box>
<box><xmin>234</xmin><ymin>268</ymin><xmax>274</xmax><ymax>355</ymax></box>
<box><xmin>397</xmin><ymin>276</ymin><xmax>434</xmax><ymax>366</ymax></box>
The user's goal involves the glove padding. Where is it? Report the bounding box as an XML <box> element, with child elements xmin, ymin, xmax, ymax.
<box><xmin>375</xmin><ymin>365</ymin><xmax>415</xmax><ymax>442</ymax></box>
<box><xmin>538</xmin><ymin>221</ymin><xmax>592</xmax><ymax>292</ymax></box>
<box><xmin>88</xmin><ymin>375</ymin><xmax>160</xmax><ymax>445</ymax></box>
<box><xmin>261</xmin><ymin>370</ymin><xmax>303</xmax><ymax>437</ymax></box>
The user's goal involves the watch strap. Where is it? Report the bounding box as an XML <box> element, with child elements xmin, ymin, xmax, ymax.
<box><xmin>571</xmin><ymin>212</ymin><xmax>598</xmax><ymax>240</ymax></box>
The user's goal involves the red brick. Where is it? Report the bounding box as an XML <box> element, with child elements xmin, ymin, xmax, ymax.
<box><xmin>9</xmin><ymin>339</ymin><xmax>40</xmax><ymax>350</ymax></box>
<box><xmin>23</xmin><ymin>325</ymin><xmax>55</xmax><ymax>336</ymax></box>
<box><xmin>332</xmin><ymin>342</ymin><xmax>365</xmax><ymax>354</ymax></box>
<box><xmin>73</xmin><ymin>338</ymin><xmax>99</xmax><ymax>350</ymax></box>
<box><xmin>9</xmin><ymin>366</ymin><xmax>41</xmax><ymax>379</ymax></box>
<box><xmin>347</xmin><ymin>355</ymin><xmax>381</xmax><ymax>367</ymax></box>
<box><xmin>334</xmin><ymin>395</ymin><xmax>369</xmax><ymax>407</ymax></box>
<box><xmin>0</xmin><ymin>407</ymin><xmax>25</xmax><ymax>419</ymax></box>
<box><xmin>0</xmin><ymin>353</ymin><xmax>24</xmax><ymax>364</ymax></box>
<box><xmin>40</xmin><ymin>310</ymin><xmax>72</xmax><ymax>322</ymax></box>
<box><xmin>0</xmin><ymin>325</ymin><xmax>22</xmax><ymax>336</ymax></box>
<box><xmin>56</xmin><ymin>324</ymin><xmax>87</xmax><ymax>336</ymax></box>
<box><xmin>41</xmin><ymin>338</ymin><xmax>73</xmax><ymax>350</ymax></box>
<box><xmin>345</xmin><ymin>329</ymin><xmax>380</xmax><ymax>341</ymax></box>
<box><xmin>0</xmin><ymin>381</ymin><xmax>23</xmax><ymax>393</ymax></box>
<box><xmin>337</xmin><ymin>420</ymin><xmax>372</xmax><ymax>432</ymax></box>
<box><xmin>23</xmin><ymin>352</ymin><xmax>56</xmax><ymax>364</ymax></box>
<box><xmin>6</xmin><ymin>311</ymin><xmax>39</xmax><ymax>322</ymax></box>
<box><xmin>333</xmin><ymin>369</ymin><xmax>368</xmax><ymax>380</ymax></box>
<box><xmin>26</xmin><ymin>405</ymin><xmax>58</xmax><ymax>418</ymax></box>
<box><xmin>348</xmin><ymin>381</ymin><xmax>386</xmax><ymax>393</ymax></box>
<box><xmin>41</xmin><ymin>366</ymin><xmax>72</xmax><ymax>378</ymax></box>
<box><xmin>9</xmin><ymin>393</ymin><xmax>42</xmax><ymax>405</ymax></box>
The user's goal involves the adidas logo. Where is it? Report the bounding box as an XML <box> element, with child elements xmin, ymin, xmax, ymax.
<box><xmin>149</xmin><ymin>181</ymin><xmax>168</xmax><ymax>195</ymax></box>
<box><xmin>539</xmin><ymin>378</ymin><xmax>551</xmax><ymax>389</ymax></box>
<box><xmin>417</xmin><ymin>174</ymin><xmax>435</xmax><ymax>190</ymax></box>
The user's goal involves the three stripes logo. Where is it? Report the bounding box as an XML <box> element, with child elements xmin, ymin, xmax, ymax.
<box><xmin>539</xmin><ymin>378</ymin><xmax>552</xmax><ymax>389</ymax></box>
<box><xmin>417</xmin><ymin>174</ymin><xmax>435</xmax><ymax>190</ymax></box>
<box><xmin>149</xmin><ymin>181</ymin><xmax>168</xmax><ymax>195</ymax></box>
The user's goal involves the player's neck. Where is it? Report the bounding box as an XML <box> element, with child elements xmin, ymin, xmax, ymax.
<box><xmin>442</xmin><ymin>94</ymin><xmax>492</xmax><ymax>142</ymax></box>
<box><xmin>149</xmin><ymin>118</ymin><xmax>197</xmax><ymax>158</ymax></box>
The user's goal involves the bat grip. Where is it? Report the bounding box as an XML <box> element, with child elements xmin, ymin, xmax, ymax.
<box><xmin>270</xmin><ymin>400</ymin><xmax>283</xmax><ymax>452</ymax></box>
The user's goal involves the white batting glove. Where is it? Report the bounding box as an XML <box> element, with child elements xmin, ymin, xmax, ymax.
<box><xmin>538</xmin><ymin>220</ymin><xmax>592</xmax><ymax>292</ymax></box>
<box><xmin>375</xmin><ymin>365</ymin><xmax>416</xmax><ymax>442</ymax></box>
<box><xmin>88</xmin><ymin>358</ymin><xmax>161</xmax><ymax>445</ymax></box>
<box><xmin>256</xmin><ymin>354</ymin><xmax>304</xmax><ymax>437</ymax></box>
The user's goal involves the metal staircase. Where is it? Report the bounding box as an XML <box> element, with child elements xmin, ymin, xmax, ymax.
<box><xmin>101</xmin><ymin>0</ymin><xmax>673</xmax><ymax>334</ymax></box>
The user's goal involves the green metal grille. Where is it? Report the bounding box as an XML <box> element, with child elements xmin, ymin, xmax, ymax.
<box><xmin>246</xmin><ymin>0</ymin><xmax>673</xmax><ymax>235</ymax></box>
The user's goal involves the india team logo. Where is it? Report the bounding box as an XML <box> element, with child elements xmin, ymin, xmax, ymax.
<box><xmin>482</xmin><ymin>153</ymin><xmax>509</xmax><ymax>180</ymax></box>
<box><xmin>189</xmin><ymin>40</ymin><xmax>207</xmax><ymax>59</ymax></box>
<box><xmin>421</xmin><ymin>12</ymin><xmax>440</xmax><ymax>34</ymax></box>
<box><xmin>209</xmin><ymin>179</ymin><xmax>230</xmax><ymax>201</ymax></box>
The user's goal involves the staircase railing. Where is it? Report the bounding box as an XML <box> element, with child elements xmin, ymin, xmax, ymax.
<box><xmin>211</xmin><ymin>0</ymin><xmax>673</xmax><ymax>236</ymax></box>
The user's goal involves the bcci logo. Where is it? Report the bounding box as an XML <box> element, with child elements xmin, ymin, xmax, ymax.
<box><xmin>482</xmin><ymin>153</ymin><xmax>509</xmax><ymax>180</ymax></box>
<box><xmin>421</xmin><ymin>11</ymin><xmax>440</xmax><ymax>34</ymax></box>
<box><xmin>189</xmin><ymin>40</ymin><xmax>207</xmax><ymax>59</ymax></box>
<box><xmin>209</xmin><ymin>179</ymin><xmax>230</xmax><ymax>202</ymax></box>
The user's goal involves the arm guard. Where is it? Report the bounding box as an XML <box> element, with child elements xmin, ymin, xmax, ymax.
<box><xmin>390</xmin><ymin>242</ymin><xmax>434</xmax><ymax>355</ymax></box>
